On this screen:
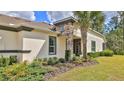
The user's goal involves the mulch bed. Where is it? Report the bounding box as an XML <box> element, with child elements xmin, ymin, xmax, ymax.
<box><xmin>43</xmin><ymin>61</ymin><xmax>99</xmax><ymax>80</ymax></box>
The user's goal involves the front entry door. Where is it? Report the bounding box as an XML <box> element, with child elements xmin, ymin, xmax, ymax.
<box><xmin>73</xmin><ymin>39</ymin><xmax>81</xmax><ymax>56</ymax></box>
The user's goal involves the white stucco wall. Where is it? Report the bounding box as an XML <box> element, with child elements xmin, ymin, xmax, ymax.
<box><xmin>0</xmin><ymin>30</ymin><xmax>21</xmax><ymax>60</ymax></box>
<box><xmin>21</xmin><ymin>31</ymin><xmax>66</xmax><ymax>62</ymax></box>
<box><xmin>87</xmin><ymin>31</ymin><xmax>104</xmax><ymax>52</ymax></box>
<box><xmin>74</xmin><ymin>29</ymin><xmax>105</xmax><ymax>53</ymax></box>
<box><xmin>0</xmin><ymin>30</ymin><xmax>19</xmax><ymax>50</ymax></box>
<box><xmin>57</xmin><ymin>36</ymin><xmax>66</xmax><ymax>58</ymax></box>
<box><xmin>21</xmin><ymin>31</ymin><xmax>48</xmax><ymax>62</ymax></box>
<box><xmin>0</xmin><ymin>29</ymin><xmax>66</xmax><ymax>62</ymax></box>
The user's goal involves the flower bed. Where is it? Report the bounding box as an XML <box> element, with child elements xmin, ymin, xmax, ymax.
<box><xmin>0</xmin><ymin>56</ymin><xmax>99</xmax><ymax>81</ymax></box>
<box><xmin>44</xmin><ymin>61</ymin><xmax>98</xmax><ymax>80</ymax></box>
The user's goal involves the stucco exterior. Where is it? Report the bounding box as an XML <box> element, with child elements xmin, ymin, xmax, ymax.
<box><xmin>87</xmin><ymin>31</ymin><xmax>105</xmax><ymax>52</ymax></box>
<box><xmin>0</xmin><ymin>15</ymin><xmax>105</xmax><ymax>62</ymax></box>
<box><xmin>21</xmin><ymin>30</ymin><xmax>66</xmax><ymax>62</ymax></box>
<box><xmin>0</xmin><ymin>29</ymin><xmax>22</xmax><ymax>60</ymax></box>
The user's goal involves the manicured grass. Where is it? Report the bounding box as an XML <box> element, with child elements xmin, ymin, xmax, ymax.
<box><xmin>50</xmin><ymin>55</ymin><xmax>124</xmax><ymax>80</ymax></box>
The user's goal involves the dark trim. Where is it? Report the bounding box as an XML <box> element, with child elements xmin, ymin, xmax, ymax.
<box><xmin>0</xmin><ymin>25</ymin><xmax>34</xmax><ymax>32</ymax></box>
<box><xmin>49</xmin><ymin>36</ymin><xmax>57</xmax><ymax>55</ymax></box>
<box><xmin>0</xmin><ymin>50</ymin><xmax>31</xmax><ymax>53</ymax></box>
<box><xmin>17</xmin><ymin>26</ymin><xmax>34</xmax><ymax>31</ymax></box>
<box><xmin>53</xmin><ymin>16</ymin><xmax>76</xmax><ymax>25</ymax></box>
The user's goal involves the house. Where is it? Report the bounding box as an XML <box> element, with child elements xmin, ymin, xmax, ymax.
<box><xmin>0</xmin><ymin>15</ymin><xmax>106</xmax><ymax>62</ymax></box>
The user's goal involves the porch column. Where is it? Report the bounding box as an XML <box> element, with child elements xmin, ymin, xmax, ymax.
<box><xmin>64</xmin><ymin>22</ymin><xmax>74</xmax><ymax>61</ymax></box>
<box><xmin>66</xmin><ymin>36</ymin><xmax>73</xmax><ymax>61</ymax></box>
<box><xmin>66</xmin><ymin>35</ymin><xmax>73</xmax><ymax>54</ymax></box>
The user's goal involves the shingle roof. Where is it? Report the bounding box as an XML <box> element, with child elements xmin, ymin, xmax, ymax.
<box><xmin>0</xmin><ymin>14</ymin><xmax>51</xmax><ymax>31</ymax></box>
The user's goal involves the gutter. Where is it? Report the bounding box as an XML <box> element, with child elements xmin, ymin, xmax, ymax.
<box><xmin>89</xmin><ymin>28</ymin><xmax>106</xmax><ymax>42</ymax></box>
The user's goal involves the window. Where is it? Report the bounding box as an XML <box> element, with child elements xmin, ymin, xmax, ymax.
<box><xmin>91</xmin><ymin>41</ymin><xmax>96</xmax><ymax>52</ymax></box>
<box><xmin>102</xmin><ymin>43</ymin><xmax>106</xmax><ymax>50</ymax></box>
<box><xmin>49</xmin><ymin>36</ymin><xmax>56</xmax><ymax>55</ymax></box>
<box><xmin>60</xmin><ymin>25</ymin><xmax>64</xmax><ymax>32</ymax></box>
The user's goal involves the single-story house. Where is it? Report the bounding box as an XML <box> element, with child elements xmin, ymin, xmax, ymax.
<box><xmin>0</xmin><ymin>15</ymin><xmax>106</xmax><ymax>62</ymax></box>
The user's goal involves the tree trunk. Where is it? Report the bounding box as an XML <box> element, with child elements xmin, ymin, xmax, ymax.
<box><xmin>81</xmin><ymin>27</ymin><xmax>88</xmax><ymax>61</ymax></box>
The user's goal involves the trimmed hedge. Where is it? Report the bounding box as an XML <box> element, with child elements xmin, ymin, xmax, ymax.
<box><xmin>88</xmin><ymin>49</ymin><xmax>114</xmax><ymax>58</ymax></box>
<box><xmin>100</xmin><ymin>49</ymin><xmax>114</xmax><ymax>56</ymax></box>
<box><xmin>114</xmin><ymin>50</ymin><xmax>124</xmax><ymax>55</ymax></box>
<box><xmin>0</xmin><ymin>56</ymin><xmax>18</xmax><ymax>67</ymax></box>
<box><xmin>65</xmin><ymin>50</ymin><xmax>71</xmax><ymax>61</ymax></box>
<box><xmin>87</xmin><ymin>52</ymin><xmax>100</xmax><ymax>58</ymax></box>
<box><xmin>48</xmin><ymin>57</ymin><xmax>59</xmax><ymax>65</ymax></box>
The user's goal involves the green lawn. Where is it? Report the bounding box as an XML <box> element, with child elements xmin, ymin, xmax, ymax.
<box><xmin>50</xmin><ymin>55</ymin><xmax>124</xmax><ymax>81</ymax></box>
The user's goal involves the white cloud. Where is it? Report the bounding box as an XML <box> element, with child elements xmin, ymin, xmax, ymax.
<box><xmin>0</xmin><ymin>11</ymin><xmax>36</xmax><ymax>21</ymax></box>
<box><xmin>47</xmin><ymin>11</ymin><xmax>73</xmax><ymax>23</ymax></box>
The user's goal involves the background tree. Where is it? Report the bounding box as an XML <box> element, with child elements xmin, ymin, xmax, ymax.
<box><xmin>90</xmin><ymin>11</ymin><xmax>105</xmax><ymax>34</ymax></box>
<box><xmin>105</xmin><ymin>11</ymin><xmax>124</xmax><ymax>54</ymax></box>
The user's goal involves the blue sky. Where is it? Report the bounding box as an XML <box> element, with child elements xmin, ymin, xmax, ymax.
<box><xmin>34</xmin><ymin>11</ymin><xmax>117</xmax><ymax>24</ymax></box>
<box><xmin>34</xmin><ymin>11</ymin><xmax>51</xmax><ymax>23</ymax></box>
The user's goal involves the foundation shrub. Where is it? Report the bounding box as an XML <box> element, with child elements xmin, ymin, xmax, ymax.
<box><xmin>9</xmin><ymin>56</ymin><xmax>18</xmax><ymax>65</ymax></box>
<box><xmin>58</xmin><ymin>58</ymin><xmax>65</xmax><ymax>63</ymax></box>
<box><xmin>0</xmin><ymin>56</ymin><xmax>18</xmax><ymax>67</ymax></box>
<box><xmin>48</xmin><ymin>57</ymin><xmax>58</xmax><ymax>65</ymax></box>
<box><xmin>100</xmin><ymin>49</ymin><xmax>114</xmax><ymax>56</ymax></box>
<box><xmin>73</xmin><ymin>55</ymin><xmax>85</xmax><ymax>64</ymax></box>
<box><xmin>88</xmin><ymin>49</ymin><xmax>114</xmax><ymax>58</ymax></box>
<box><xmin>87</xmin><ymin>52</ymin><xmax>100</xmax><ymax>58</ymax></box>
<box><xmin>65</xmin><ymin>50</ymin><xmax>71</xmax><ymax>61</ymax></box>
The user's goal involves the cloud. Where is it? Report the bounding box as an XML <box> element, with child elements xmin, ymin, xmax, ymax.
<box><xmin>0</xmin><ymin>11</ymin><xmax>36</xmax><ymax>21</ymax></box>
<box><xmin>47</xmin><ymin>11</ymin><xmax>73</xmax><ymax>23</ymax></box>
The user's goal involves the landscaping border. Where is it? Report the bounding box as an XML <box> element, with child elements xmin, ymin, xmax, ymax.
<box><xmin>44</xmin><ymin>61</ymin><xmax>99</xmax><ymax>80</ymax></box>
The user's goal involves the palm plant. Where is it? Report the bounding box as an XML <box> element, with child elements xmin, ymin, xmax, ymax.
<box><xmin>74</xmin><ymin>11</ymin><xmax>104</xmax><ymax>61</ymax></box>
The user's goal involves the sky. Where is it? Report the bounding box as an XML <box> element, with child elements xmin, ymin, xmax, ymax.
<box><xmin>0</xmin><ymin>11</ymin><xmax>117</xmax><ymax>24</ymax></box>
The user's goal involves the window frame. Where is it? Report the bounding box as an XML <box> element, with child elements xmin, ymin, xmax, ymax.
<box><xmin>91</xmin><ymin>40</ymin><xmax>96</xmax><ymax>52</ymax></box>
<box><xmin>60</xmin><ymin>25</ymin><xmax>64</xmax><ymax>32</ymax></box>
<box><xmin>49</xmin><ymin>36</ymin><xmax>56</xmax><ymax>55</ymax></box>
<box><xmin>102</xmin><ymin>42</ymin><xmax>106</xmax><ymax>50</ymax></box>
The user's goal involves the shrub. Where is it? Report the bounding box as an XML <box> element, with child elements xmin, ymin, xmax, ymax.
<box><xmin>0</xmin><ymin>56</ymin><xmax>18</xmax><ymax>67</ymax></box>
<box><xmin>114</xmin><ymin>50</ymin><xmax>124</xmax><ymax>55</ymax></box>
<box><xmin>9</xmin><ymin>56</ymin><xmax>17</xmax><ymax>65</ymax></box>
<box><xmin>100</xmin><ymin>49</ymin><xmax>114</xmax><ymax>56</ymax></box>
<box><xmin>87</xmin><ymin>52</ymin><xmax>100</xmax><ymax>58</ymax></box>
<box><xmin>72</xmin><ymin>54</ymin><xmax>77</xmax><ymax>61</ymax></box>
<box><xmin>118</xmin><ymin>51</ymin><xmax>124</xmax><ymax>55</ymax></box>
<box><xmin>43</xmin><ymin>58</ymin><xmax>47</xmax><ymax>62</ymax></box>
<box><xmin>65</xmin><ymin>50</ymin><xmax>71</xmax><ymax>61</ymax></box>
<box><xmin>17</xmin><ymin>66</ymin><xmax>45</xmax><ymax>81</ymax></box>
<box><xmin>88</xmin><ymin>49</ymin><xmax>114</xmax><ymax>58</ymax></box>
<box><xmin>58</xmin><ymin>58</ymin><xmax>65</xmax><ymax>63</ymax></box>
<box><xmin>29</xmin><ymin>61</ymin><xmax>42</xmax><ymax>68</ymax></box>
<box><xmin>48</xmin><ymin>57</ymin><xmax>58</xmax><ymax>65</ymax></box>
<box><xmin>33</xmin><ymin>58</ymin><xmax>48</xmax><ymax>66</ymax></box>
<box><xmin>53</xmin><ymin>57</ymin><xmax>59</xmax><ymax>64</ymax></box>
<box><xmin>42</xmin><ymin>66</ymin><xmax>58</xmax><ymax>72</ymax></box>
<box><xmin>3</xmin><ymin>63</ymin><xmax>28</xmax><ymax>80</ymax></box>
<box><xmin>0</xmin><ymin>63</ymin><xmax>54</xmax><ymax>81</ymax></box>
<box><xmin>0</xmin><ymin>56</ymin><xmax>10</xmax><ymax>67</ymax></box>
<box><xmin>73</xmin><ymin>55</ymin><xmax>84</xmax><ymax>64</ymax></box>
